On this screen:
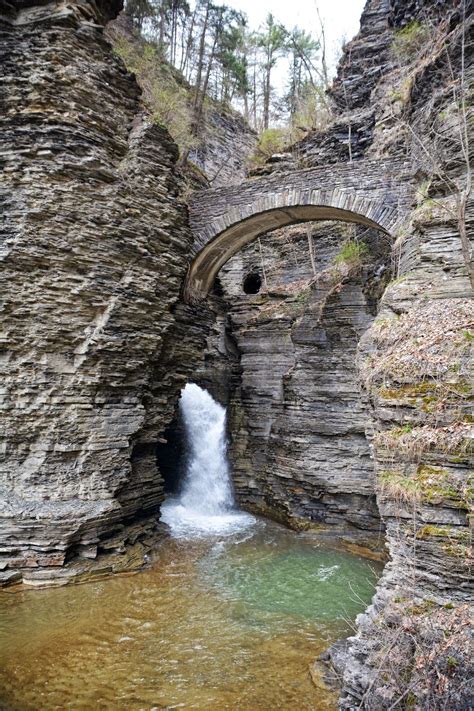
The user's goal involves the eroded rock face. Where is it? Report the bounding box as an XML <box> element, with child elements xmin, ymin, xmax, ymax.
<box><xmin>188</xmin><ymin>106</ymin><xmax>257</xmax><ymax>188</ymax></box>
<box><xmin>0</xmin><ymin>0</ymin><xmax>194</xmax><ymax>585</ymax></box>
<box><xmin>295</xmin><ymin>0</ymin><xmax>393</xmax><ymax>166</ymax></box>
<box><xmin>219</xmin><ymin>223</ymin><xmax>390</xmax><ymax>531</ymax></box>
<box><xmin>299</xmin><ymin>0</ymin><xmax>473</xmax><ymax>706</ymax></box>
<box><xmin>199</xmin><ymin>0</ymin><xmax>473</xmax><ymax>706</ymax></box>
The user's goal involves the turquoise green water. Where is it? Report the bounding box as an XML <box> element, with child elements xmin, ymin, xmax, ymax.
<box><xmin>205</xmin><ymin>531</ymin><xmax>379</xmax><ymax>623</ymax></box>
<box><xmin>0</xmin><ymin>519</ymin><xmax>382</xmax><ymax>710</ymax></box>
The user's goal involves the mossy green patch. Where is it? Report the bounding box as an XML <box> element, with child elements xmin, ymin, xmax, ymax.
<box><xmin>379</xmin><ymin>382</ymin><xmax>434</xmax><ymax>399</ymax></box>
<box><xmin>379</xmin><ymin>466</ymin><xmax>471</xmax><ymax>509</ymax></box>
<box><xmin>393</xmin><ymin>424</ymin><xmax>413</xmax><ymax>436</ymax></box>
<box><xmin>442</xmin><ymin>543</ymin><xmax>471</xmax><ymax>559</ymax></box>
<box><xmin>392</xmin><ymin>21</ymin><xmax>429</xmax><ymax>61</ymax></box>
<box><xmin>378</xmin><ymin>380</ymin><xmax>471</xmax><ymax>405</ymax></box>
<box><xmin>334</xmin><ymin>239</ymin><xmax>368</xmax><ymax>267</ymax></box>
<box><xmin>416</xmin><ymin>465</ymin><xmax>468</xmax><ymax>506</ymax></box>
<box><xmin>416</xmin><ymin>525</ymin><xmax>471</xmax><ymax>542</ymax></box>
<box><xmin>407</xmin><ymin>599</ymin><xmax>436</xmax><ymax>615</ymax></box>
<box><xmin>447</xmin><ymin>656</ymin><xmax>459</xmax><ymax>669</ymax></box>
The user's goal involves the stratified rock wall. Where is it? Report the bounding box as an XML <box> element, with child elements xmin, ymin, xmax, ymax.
<box><xmin>302</xmin><ymin>0</ymin><xmax>473</xmax><ymax>707</ymax></box>
<box><xmin>189</xmin><ymin>106</ymin><xmax>257</xmax><ymax>187</ymax></box>
<box><xmin>220</xmin><ymin>223</ymin><xmax>390</xmax><ymax>531</ymax></box>
<box><xmin>295</xmin><ymin>0</ymin><xmax>393</xmax><ymax>165</ymax></box>
<box><xmin>0</xmin><ymin>0</ymin><xmax>194</xmax><ymax>584</ymax></box>
<box><xmin>206</xmin><ymin>0</ymin><xmax>472</xmax><ymax>705</ymax></box>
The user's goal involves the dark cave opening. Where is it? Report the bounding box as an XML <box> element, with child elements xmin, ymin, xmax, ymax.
<box><xmin>212</xmin><ymin>275</ymin><xmax>225</xmax><ymax>296</ymax></box>
<box><xmin>243</xmin><ymin>271</ymin><xmax>262</xmax><ymax>294</ymax></box>
<box><xmin>156</xmin><ymin>418</ymin><xmax>185</xmax><ymax>494</ymax></box>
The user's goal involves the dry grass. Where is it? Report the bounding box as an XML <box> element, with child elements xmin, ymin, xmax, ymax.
<box><xmin>377</xmin><ymin>466</ymin><xmax>472</xmax><ymax>509</ymax></box>
<box><xmin>360</xmin><ymin>602</ymin><xmax>473</xmax><ymax>710</ymax></box>
<box><xmin>361</xmin><ymin>299</ymin><xmax>474</xmax><ymax>390</ymax></box>
<box><xmin>111</xmin><ymin>37</ymin><xmax>199</xmax><ymax>155</ymax></box>
<box><xmin>374</xmin><ymin>422</ymin><xmax>473</xmax><ymax>462</ymax></box>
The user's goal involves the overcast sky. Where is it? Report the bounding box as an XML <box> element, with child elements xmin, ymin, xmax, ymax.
<box><xmin>225</xmin><ymin>0</ymin><xmax>366</xmax><ymax>87</ymax></box>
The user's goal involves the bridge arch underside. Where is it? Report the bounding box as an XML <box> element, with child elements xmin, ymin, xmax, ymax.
<box><xmin>185</xmin><ymin>204</ymin><xmax>394</xmax><ymax>300</ymax></box>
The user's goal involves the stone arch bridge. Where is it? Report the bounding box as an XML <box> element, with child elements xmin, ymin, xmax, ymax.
<box><xmin>184</xmin><ymin>158</ymin><xmax>414</xmax><ymax>300</ymax></box>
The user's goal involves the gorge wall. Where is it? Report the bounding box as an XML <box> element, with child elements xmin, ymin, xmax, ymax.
<box><xmin>220</xmin><ymin>223</ymin><xmax>389</xmax><ymax>532</ymax></box>
<box><xmin>0</xmin><ymin>0</ymin><xmax>253</xmax><ymax>587</ymax></box>
<box><xmin>180</xmin><ymin>0</ymin><xmax>473</xmax><ymax>705</ymax></box>
<box><xmin>188</xmin><ymin>105</ymin><xmax>257</xmax><ymax>188</ymax></box>
<box><xmin>0</xmin><ymin>0</ymin><xmax>199</xmax><ymax>585</ymax></box>
<box><xmin>1</xmin><ymin>0</ymin><xmax>472</xmax><ymax>707</ymax></box>
<box><xmin>239</xmin><ymin>0</ymin><xmax>472</xmax><ymax>706</ymax></box>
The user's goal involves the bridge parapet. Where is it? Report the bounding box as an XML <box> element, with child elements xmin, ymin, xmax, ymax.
<box><xmin>185</xmin><ymin>158</ymin><xmax>415</xmax><ymax>300</ymax></box>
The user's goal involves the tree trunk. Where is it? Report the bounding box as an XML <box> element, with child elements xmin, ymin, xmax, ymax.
<box><xmin>263</xmin><ymin>63</ymin><xmax>271</xmax><ymax>130</ymax></box>
<box><xmin>193</xmin><ymin>0</ymin><xmax>210</xmax><ymax>114</ymax></box>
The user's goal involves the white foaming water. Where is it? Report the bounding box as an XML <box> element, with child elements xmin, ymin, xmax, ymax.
<box><xmin>160</xmin><ymin>383</ymin><xmax>255</xmax><ymax>538</ymax></box>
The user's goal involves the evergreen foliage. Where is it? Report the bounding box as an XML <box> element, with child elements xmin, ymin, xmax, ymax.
<box><xmin>122</xmin><ymin>0</ymin><xmax>331</xmax><ymax>136</ymax></box>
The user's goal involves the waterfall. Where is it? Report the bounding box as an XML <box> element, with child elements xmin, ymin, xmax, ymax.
<box><xmin>160</xmin><ymin>383</ymin><xmax>255</xmax><ymax>537</ymax></box>
<box><xmin>179</xmin><ymin>383</ymin><xmax>233</xmax><ymax>514</ymax></box>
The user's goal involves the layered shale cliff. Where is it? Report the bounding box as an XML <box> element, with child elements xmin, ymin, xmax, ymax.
<box><xmin>336</xmin><ymin>8</ymin><xmax>474</xmax><ymax>706</ymax></box>
<box><xmin>1</xmin><ymin>0</ymin><xmax>472</xmax><ymax>707</ymax></box>
<box><xmin>269</xmin><ymin>1</ymin><xmax>472</xmax><ymax>707</ymax></box>
<box><xmin>0</xmin><ymin>0</ymin><xmax>198</xmax><ymax>584</ymax></box>
<box><xmin>220</xmin><ymin>223</ymin><xmax>390</xmax><ymax>532</ymax></box>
